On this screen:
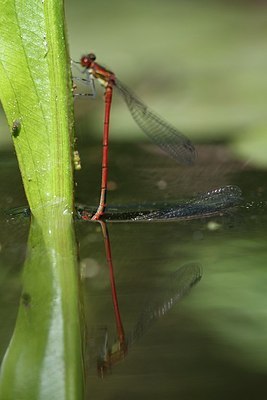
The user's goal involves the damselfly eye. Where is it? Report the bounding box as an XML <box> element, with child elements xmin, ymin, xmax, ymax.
<box><xmin>80</xmin><ymin>53</ymin><xmax>96</xmax><ymax>67</ymax></box>
<box><xmin>88</xmin><ymin>53</ymin><xmax>96</xmax><ymax>61</ymax></box>
<box><xmin>80</xmin><ymin>56</ymin><xmax>91</xmax><ymax>67</ymax></box>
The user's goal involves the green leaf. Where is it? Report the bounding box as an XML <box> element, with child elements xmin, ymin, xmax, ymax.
<box><xmin>0</xmin><ymin>0</ymin><xmax>74</xmax><ymax>219</ymax></box>
<box><xmin>0</xmin><ymin>1</ymin><xmax>85</xmax><ymax>399</ymax></box>
<box><xmin>0</xmin><ymin>217</ymin><xmax>85</xmax><ymax>400</ymax></box>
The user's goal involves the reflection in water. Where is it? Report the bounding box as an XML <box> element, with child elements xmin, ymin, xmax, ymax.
<box><xmin>2</xmin><ymin>174</ymin><xmax>267</xmax><ymax>398</ymax></box>
<box><xmin>2</xmin><ymin>143</ymin><xmax>267</xmax><ymax>398</ymax></box>
<box><xmin>96</xmin><ymin>220</ymin><xmax>127</xmax><ymax>378</ymax></box>
<box><xmin>93</xmin><ymin>221</ymin><xmax>202</xmax><ymax>377</ymax></box>
<box><xmin>0</xmin><ymin>215</ymin><xmax>84</xmax><ymax>399</ymax></box>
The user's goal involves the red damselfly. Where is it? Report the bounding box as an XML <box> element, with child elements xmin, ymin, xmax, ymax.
<box><xmin>77</xmin><ymin>53</ymin><xmax>196</xmax><ymax>220</ymax></box>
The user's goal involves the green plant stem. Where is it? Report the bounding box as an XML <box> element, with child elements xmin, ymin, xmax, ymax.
<box><xmin>0</xmin><ymin>0</ymin><xmax>74</xmax><ymax>219</ymax></box>
<box><xmin>0</xmin><ymin>1</ymin><xmax>85</xmax><ymax>398</ymax></box>
<box><xmin>0</xmin><ymin>217</ymin><xmax>85</xmax><ymax>400</ymax></box>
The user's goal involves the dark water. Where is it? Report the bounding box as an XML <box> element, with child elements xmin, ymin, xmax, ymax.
<box><xmin>1</xmin><ymin>143</ymin><xmax>267</xmax><ymax>399</ymax></box>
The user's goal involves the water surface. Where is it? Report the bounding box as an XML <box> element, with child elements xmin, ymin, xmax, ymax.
<box><xmin>1</xmin><ymin>143</ymin><xmax>267</xmax><ymax>399</ymax></box>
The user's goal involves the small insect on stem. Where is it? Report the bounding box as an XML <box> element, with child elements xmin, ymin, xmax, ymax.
<box><xmin>11</xmin><ymin>119</ymin><xmax>21</xmax><ymax>138</ymax></box>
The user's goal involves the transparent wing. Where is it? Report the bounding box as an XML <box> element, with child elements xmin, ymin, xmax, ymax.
<box><xmin>131</xmin><ymin>185</ymin><xmax>243</xmax><ymax>221</ymax></box>
<box><xmin>75</xmin><ymin>185</ymin><xmax>242</xmax><ymax>221</ymax></box>
<box><xmin>127</xmin><ymin>263</ymin><xmax>202</xmax><ymax>347</ymax></box>
<box><xmin>115</xmin><ymin>79</ymin><xmax>196</xmax><ymax>165</ymax></box>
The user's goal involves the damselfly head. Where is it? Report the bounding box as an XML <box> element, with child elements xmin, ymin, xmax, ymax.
<box><xmin>80</xmin><ymin>53</ymin><xmax>96</xmax><ymax>68</ymax></box>
<box><xmin>97</xmin><ymin>358</ymin><xmax>110</xmax><ymax>379</ymax></box>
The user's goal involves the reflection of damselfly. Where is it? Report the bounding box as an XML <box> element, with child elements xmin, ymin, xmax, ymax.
<box><xmin>93</xmin><ymin>221</ymin><xmax>202</xmax><ymax>377</ymax></box>
<box><xmin>74</xmin><ymin>53</ymin><xmax>196</xmax><ymax>220</ymax></box>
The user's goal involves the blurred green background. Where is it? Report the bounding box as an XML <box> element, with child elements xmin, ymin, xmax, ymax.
<box><xmin>70</xmin><ymin>0</ymin><xmax>266</xmax><ymax>168</ymax></box>
<box><xmin>1</xmin><ymin>2</ymin><xmax>267</xmax><ymax>398</ymax></box>
<box><xmin>1</xmin><ymin>0</ymin><xmax>266</xmax><ymax>166</ymax></box>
